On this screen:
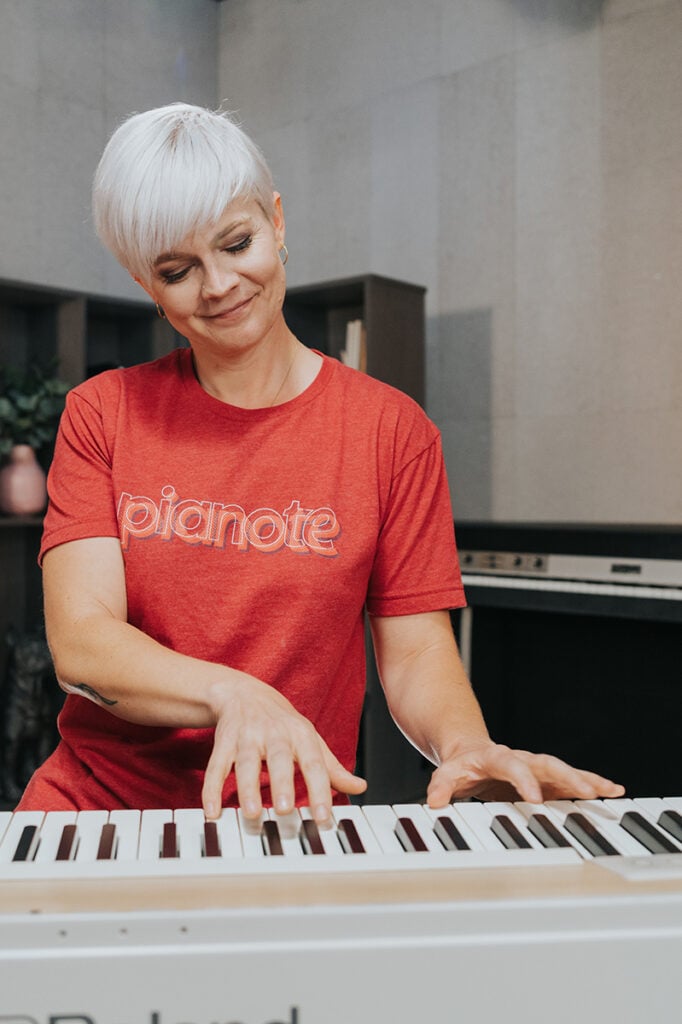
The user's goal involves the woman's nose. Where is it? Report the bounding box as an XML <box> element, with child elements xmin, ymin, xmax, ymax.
<box><xmin>201</xmin><ymin>259</ymin><xmax>240</xmax><ymax>299</ymax></box>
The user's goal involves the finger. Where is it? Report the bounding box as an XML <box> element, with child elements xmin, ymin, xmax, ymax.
<box><xmin>513</xmin><ymin>751</ymin><xmax>625</xmax><ymax>799</ymax></box>
<box><xmin>265</xmin><ymin>742</ymin><xmax>298</xmax><ymax>816</ymax></box>
<box><xmin>202</xmin><ymin>741</ymin><xmax>235</xmax><ymax>820</ymax></box>
<box><xmin>235</xmin><ymin>750</ymin><xmax>266</xmax><ymax>820</ymax></box>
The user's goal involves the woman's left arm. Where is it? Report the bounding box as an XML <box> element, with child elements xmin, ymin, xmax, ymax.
<box><xmin>369</xmin><ymin>610</ymin><xmax>625</xmax><ymax>806</ymax></box>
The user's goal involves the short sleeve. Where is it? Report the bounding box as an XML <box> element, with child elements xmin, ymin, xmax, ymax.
<box><xmin>366</xmin><ymin>433</ymin><xmax>466</xmax><ymax>616</ymax></box>
<box><xmin>39</xmin><ymin>381</ymin><xmax>120</xmax><ymax>563</ymax></box>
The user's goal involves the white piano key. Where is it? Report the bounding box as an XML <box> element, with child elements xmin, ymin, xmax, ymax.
<box><xmin>214</xmin><ymin>808</ymin><xmax>243</xmax><ymax>858</ymax></box>
<box><xmin>108</xmin><ymin>809</ymin><xmax>141</xmax><ymax>860</ymax></box>
<box><xmin>237</xmin><ymin>808</ymin><xmax>268</xmax><ymax>858</ymax></box>
<box><xmin>422</xmin><ymin>804</ymin><xmax>486</xmax><ymax>851</ymax></box>
<box><xmin>299</xmin><ymin>807</ymin><xmax>345</xmax><ymax>856</ymax></box>
<box><xmin>138</xmin><ymin>809</ymin><xmax>173</xmax><ymax>860</ymax></box>
<box><xmin>33</xmin><ymin>811</ymin><xmax>78</xmax><ymax>863</ymax></box>
<box><xmin>267</xmin><ymin>809</ymin><xmax>305</xmax><ymax>857</ymax></box>
<box><xmin>574</xmin><ymin>800</ymin><xmax>649</xmax><ymax>856</ymax></box>
<box><xmin>359</xmin><ymin>804</ymin><xmax>405</xmax><ymax>854</ymax></box>
<box><xmin>0</xmin><ymin>811</ymin><xmax>12</xmax><ymax>845</ymax></box>
<box><xmin>331</xmin><ymin>804</ymin><xmax>383</xmax><ymax>854</ymax></box>
<box><xmin>74</xmin><ymin>811</ymin><xmax>110</xmax><ymax>862</ymax></box>
<box><xmin>0</xmin><ymin>811</ymin><xmax>44</xmax><ymax>862</ymax></box>
<box><xmin>393</xmin><ymin>804</ymin><xmax>447</xmax><ymax>853</ymax></box>
<box><xmin>662</xmin><ymin>796</ymin><xmax>682</xmax><ymax>814</ymax></box>
<box><xmin>174</xmin><ymin>808</ymin><xmax>207</xmax><ymax>860</ymax></box>
<box><xmin>450</xmin><ymin>802</ymin><xmax>508</xmax><ymax>850</ymax></box>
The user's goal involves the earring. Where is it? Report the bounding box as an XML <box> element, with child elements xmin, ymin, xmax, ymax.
<box><xmin>279</xmin><ymin>244</ymin><xmax>289</xmax><ymax>266</ymax></box>
<box><xmin>156</xmin><ymin>303</ymin><xmax>166</xmax><ymax>320</ymax></box>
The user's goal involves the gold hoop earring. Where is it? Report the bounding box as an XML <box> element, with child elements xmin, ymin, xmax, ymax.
<box><xmin>279</xmin><ymin>245</ymin><xmax>289</xmax><ymax>266</ymax></box>
<box><xmin>156</xmin><ymin>303</ymin><xmax>166</xmax><ymax>320</ymax></box>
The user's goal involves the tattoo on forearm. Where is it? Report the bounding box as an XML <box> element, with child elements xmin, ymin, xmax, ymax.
<box><xmin>64</xmin><ymin>682</ymin><xmax>118</xmax><ymax>707</ymax></box>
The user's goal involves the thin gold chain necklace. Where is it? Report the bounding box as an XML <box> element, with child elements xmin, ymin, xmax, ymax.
<box><xmin>269</xmin><ymin>344</ymin><xmax>299</xmax><ymax>406</ymax></box>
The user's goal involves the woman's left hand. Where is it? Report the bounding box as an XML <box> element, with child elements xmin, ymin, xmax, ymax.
<box><xmin>426</xmin><ymin>741</ymin><xmax>625</xmax><ymax>808</ymax></box>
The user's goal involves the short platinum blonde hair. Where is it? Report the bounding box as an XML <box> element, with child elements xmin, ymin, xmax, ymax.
<box><xmin>92</xmin><ymin>103</ymin><xmax>275</xmax><ymax>281</ymax></box>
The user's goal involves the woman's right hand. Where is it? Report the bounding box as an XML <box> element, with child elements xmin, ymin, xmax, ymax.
<box><xmin>202</xmin><ymin>674</ymin><xmax>367</xmax><ymax>824</ymax></box>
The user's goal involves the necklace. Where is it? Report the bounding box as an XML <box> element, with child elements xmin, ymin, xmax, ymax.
<box><xmin>269</xmin><ymin>344</ymin><xmax>299</xmax><ymax>406</ymax></box>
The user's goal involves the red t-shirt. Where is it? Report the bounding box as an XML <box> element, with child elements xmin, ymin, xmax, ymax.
<box><xmin>19</xmin><ymin>349</ymin><xmax>465</xmax><ymax>811</ymax></box>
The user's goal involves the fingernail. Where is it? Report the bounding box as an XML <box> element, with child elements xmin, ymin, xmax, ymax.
<box><xmin>275</xmin><ymin>795</ymin><xmax>290</xmax><ymax>813</ymax></box>
<box><xmin>314</xmin><ymin>804</ymin><xmax>330</xmax><ymax>823</ymax></box>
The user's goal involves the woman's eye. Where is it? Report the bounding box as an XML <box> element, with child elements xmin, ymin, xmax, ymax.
<box><xmin>226</xmin><ymin>235</ymin><xmax>253</xmax><ymax>254</ymax></box>
<box><xmin>161</xmin><ymin>267</ymin><xmax>190</xmax><ymax>284</ymax></box>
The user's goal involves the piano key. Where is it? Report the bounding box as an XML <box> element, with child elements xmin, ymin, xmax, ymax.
<box><xmin>138</xmin><ymin>809</ymin><xmax>173</xmax><ymax>860</ymax></box>
<box><xmin>395</xmin><ymin>817</ymin><xmax>429</xmax><ymax>853</ymax></box>
<box><xmin>360</xmin><ymin>804</ymin><xmax>406</xmax><ymax>853</ymax></box>
<box><xmin>563</xmin><ymin>813</ymin><xmax>619</xmax><ymax>857</ymax></box>
<box><xmin>202</xmin><ymin>821</ymin><xmax>221</xmax><ymax>858</ymax></box>
<box><xmin>55</xmin><ymin>824</ymin><xmax>78</xmax><ymax>861</ymax></box>
<box><xmin>261</xmin><ymin>819</ymin><xmax>284</xmax><ymax>856</ymax></box>
<box><xmin>630</xmin><ymin>798</ymin><xmax>682</xmax><ymax>847</ymax></box>
<box><xmin>0</xmin><ymin>811</ymin><xmax>12</xmax><ymax>845</ymax></box>
<box><xmin>422</xmin><ymin>805</ymin><xmax>486</xmax><ymax>851</ymax></box>
<box><xmin>108</xmin><ymin>809</ymin><xmax>141</xmax><ymax>861</ymax></box>
<box><xmin>574</xmin><ymin>800</ymin><xmax>650</xmax><ymax>856</ymax></box>
<box><xmin>268</xmin><ymin>809</ymin><xmax>306</xmax><ymax>857</ymax></box>
<box><xmin>336</xmin><ymin>818</ymin><xmax>366</xmax><ymax>854</ymax></box>
<box><xmin>450</xmin><ymin>802</ymin><xmax>509</xmax><ymax>850</ymax></box>
<box><xmin>433</xmin><ymin>815</ymin><xmax>470</xmax><ymax>851</ymax></box>
<box><xmin>74</xmin><ymin>811</ymin><xmax>110</xmax><ymax>862</ymax></box>
<box><xmin>96</xmin><ymin>823</ymin><xmax>117</xmax><ymax>860</ymax></box>
<box><xmin>619</xmin><ymin>811</ymin><xmax>680</xmax><ymax>854</ymax></box>
<box><xmin>299</xmin><ymin>818</ymin><xmax>325</xmax><ymax>855</ymax></box>
<box><xmin>491</xmin><ymin>815</ymin><xmax>532</xmax><ymax>850</ymax></box>
<box><xmin>658</xmin><ymin>810</ymin><xmax>682</xmax><ymax>844</ymax></box>
<box><xmin>483</xmin><ymin>802</ymin><xmax>546</xmax><ymax>849</ymax></box>
<box><xmin>13</xmin><ymin>825</ymin><xmax>40</xmax><ymax>862</ymax></box>
<box><xmin>160</xmin><ymin>821</ymin><xmax>178</xmax><ymax>858</ymax></box>
<box><xmin>0</xmin><ymin>811</ymin><xmax>44</xmax><ymax>862</ymax></box>
<box><xmin>237</xmin><ymin>808</ymin><xmax>268</xmax><ymax>858</ymax></box>
<box><xmin>300</xmin><ymin>807</ymin><xmax>345</xmax><ymax>856</ymax></box>
<box><xmin>331</xmin><ymin>804</ymin><xmax>382</xmax><ymax>854</ymax></box>
<box><xmin>33</xmin><ymin>811</ymin><xmax>77</xmax><ymax>863</ymax></box>
<box><xmin>527</xmin><ymin>814</ymin><xmax>573</xmax><ymax>849</ymax></box>
<box><xmin>393</xmin><ymin>804</ymin><xmax>450</xmax><ymax>853</ymax></box>
<box><xmin>174</xmin><ymin>808</ymin><xmax>207</xmax><ymax>860</ymax></box>
<box><xmin>215</xmin><ymin>808</ymin><xmax>243</xmax><ymax>858</ymax></box>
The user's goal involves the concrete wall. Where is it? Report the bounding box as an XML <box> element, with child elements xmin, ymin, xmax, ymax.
<box><xmin>0</xmin><ymin>0</ymin><xmax>219</xmax><ymax>302</ymax></box>
<box><xmin>217</xmin><ymin>0</ymin><xmax>682</xmax><ymax>524</ymax></box>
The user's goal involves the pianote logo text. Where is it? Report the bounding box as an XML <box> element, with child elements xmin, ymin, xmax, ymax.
<box><xmin>118</xmin><ymin>487</ymin><xmax>340</xmax><ymax>557</ymax></box>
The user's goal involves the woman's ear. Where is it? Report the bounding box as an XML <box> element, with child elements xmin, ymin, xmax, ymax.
<box><xmin>131</xmin><ymin>274</ymin><xmax>155</xmax><ymax>301</ymax></box>
<box><xmin>272</xmin><ymin>192</ymin><xmax>286</xmax><ymax>246</ymax></box>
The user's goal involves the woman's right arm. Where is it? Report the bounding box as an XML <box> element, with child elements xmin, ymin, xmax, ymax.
<box><xmin>43</xmin><ymin>537</ymin><xmax>365</xmax><ymax>821</ymax></box>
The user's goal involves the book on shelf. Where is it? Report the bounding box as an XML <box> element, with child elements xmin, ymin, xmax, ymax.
<box><xmin>340</xmin><ymin>319</ymin><xmax>367</xmax><ymax>373</ymax></box>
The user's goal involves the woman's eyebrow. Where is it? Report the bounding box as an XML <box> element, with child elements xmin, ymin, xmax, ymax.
<box><xmin>154</xmin><ymin>218</ymin><xmax>253</xmax><ymax>266</ymax></box>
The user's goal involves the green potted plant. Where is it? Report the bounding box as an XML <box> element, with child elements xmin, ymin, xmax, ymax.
<box><xmin>0</xmin><ymin>364</ymin><xmax>70</xmax><ymax>515</ymax></box>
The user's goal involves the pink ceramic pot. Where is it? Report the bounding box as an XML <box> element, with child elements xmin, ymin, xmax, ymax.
<box><xmin>0</xmin><ymin>444</ymin><xmax>48</xmax><ymax>515</ymax></box>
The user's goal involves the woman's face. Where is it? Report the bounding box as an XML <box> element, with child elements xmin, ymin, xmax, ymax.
<box><xmin>141</xmin><ymin>193</ymin><xmax>287</xmax><ymax>357</ymax></box>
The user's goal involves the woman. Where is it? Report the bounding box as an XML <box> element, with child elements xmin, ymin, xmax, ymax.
<box><xmin>17</xmin><ymin>103</ymin><xmax>623</xmax><ymax>823</ymax></box>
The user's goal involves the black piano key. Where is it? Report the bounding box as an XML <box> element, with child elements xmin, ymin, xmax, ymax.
<box><xmin>55</xmin><ymin>824</ymin><xmax>78</xmax><ymax>861</ymax></box>
<box><xmin>395</xmin><ymin>816</ymin><xmax>429</xmax><ymax>853</ymax></box>
<box><xmin>619</xmin><ymin>811</ymin><xmax>679</xmax><ymax>854</ymax></box>
<box><xmin>96</xmin><ymin>823</ymin><xmax>117</xmax><ymax>860</ymax></box>
<box><xmin>528</xmin><ymin>813</ymin><xmax>572</xmax><ymax>849</ymax></box>
<box><xmin>336</xmin><ymin>818</ymin><xmax>366</xmax><ymax>854</ymax></box>
<box><xmin>658</xmin><ymin>810</ymin><xmax>682</xmax><ymax>844</ymax></box>
<box><xmin>434</xmin><ymin>815</ymin><xmax>470</xmax><ymax>851</ymax></box>
<box><xmin>491</xmin><ymin>814</ymin><xmax>532</xmax><ymax>850</ymax></box>
<box><xmin>261</xmin><ymin>819</ymin><xmax>284</xmax><ymax>856</ymax></box>
<box><xmin>203</xmin><ymin>821</ymin><xmax>221</xmax><ymax>858</ymax></box>
<box><xmin>13</xmin><ymin>824</ymin><xmax>39</xmax><ymax>862</ymax></box>
<box><xmin>300</xmin><ymin>818</ymin><xmax>325</xmax><ymax>855</ymax></box>
<box><xmin>160</xmin><ymin>821</ymin><xmax>179</xmax><ymax>858</ymax></box>
<box><xmin>563</xmin><ymin>812</ymin><xmax>619</xmax><ymax>857</ymax></box>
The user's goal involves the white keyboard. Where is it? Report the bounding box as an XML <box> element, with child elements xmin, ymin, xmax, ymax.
<box><xmin>462</xmin><ymin>572</ymin><xmax>682</xmax><ymax>602</ymax></box>
<box><xmin>2</xmin><ymin>797</ymin><xmax>681</xmax><ymax>880</ymax></box>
